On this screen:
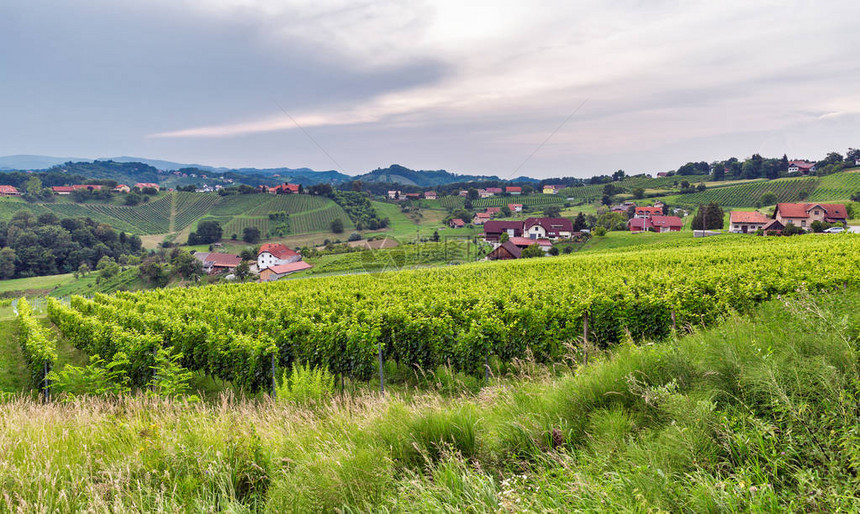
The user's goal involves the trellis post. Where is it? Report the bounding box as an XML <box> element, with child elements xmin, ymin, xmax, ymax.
<box><xmin>583</xmin><ymin>312</ymin><xmax>589</xmax><ymax>366</ymax></box>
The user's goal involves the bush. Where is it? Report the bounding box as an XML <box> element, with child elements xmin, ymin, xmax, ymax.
<box><xmin>593</xmin><ymin>226</ymin><xmax>607</xmax><ymax>236</ymax></box>
<box><xmin>348</xmin><ymin>232</ymin><xmax>362</xmax><ymax>242</ymax></box>
<box><xmin>330</xmin><ymin>219</ymin><xmax>344</xmax><ymax>234</ymax></box>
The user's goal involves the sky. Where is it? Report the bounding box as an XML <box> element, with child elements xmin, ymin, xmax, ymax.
<box><xmin>1</xmin><ymin>0</ymin><xmax>859</xmax><ymax>178</ymax></box>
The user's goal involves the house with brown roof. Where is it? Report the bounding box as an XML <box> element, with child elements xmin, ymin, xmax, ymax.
<box><xmin>483</xmin><ymin>220</ymin><xmax>524</xmax><ymax>242</ymax></box>
<box><xmin>193</xmin><ymin>252</ymin><xmax>242</xmax><ymax>274</ymax></box>
<box><xmin>259</xmin><ymin>261</ymin><xmax>313</xmax><ymax>282</ymax></box>
<box><xmin>449</xmin><ymin>218</ymin><xmax>465</xmax><ymax>228</ymax></box>
<box><xmin>773</xmin><ymin>203</ymin><xmax>847</xmax><ymax>230</ymax></box>
<box><xmin>506</xmin><ymin>186</ymin><xmax>521</xmax><ymax>195</ymax></box>
<box><xmin>761</xmin><ymin>219</ymin><xmax>784</xmax><ymax>235</ymax></box>
<box><xmin>257</xmin><ymin>243</ymin><xmax>301</xmax><ymax>270</ymax></box>
<box><xmin>272</xmin><ymin>183</ymin><xmax>300</xmax><ymax>194</ymax></box>
<box><xmin>473</xmin><ymin>212</ymin><xmax>492</xmax><ymax>225</ymax></box>
<box><xmin>508</xmin><ymin>237</ymin><xmax>552</xmax><ymax>251</ymax></box>
<box><xmin>485</xmin><ymin>207</ymin><xmax>501</xmax><ymax>216</ymax></box>
<box><xmin>730</xmin><ymin>211</ymin><xmax>770</xmax><ymax>233</ymax></box>
<box><xmin>523</xmin><ymin>217</ymin><xmax>573</xmax><ymax>239</ymax></box>
<box><xmin>424</xmin><ymin>191</ymin><xmax>437</xmax><ymax>200</ymax></box>
<box><xmin>0</xmin><ymin>185</ymin><xmax>20</xmax><ymax>196</ymax></box>
<box><xmin>487</xmin><ymin>241</ymin><xmax>522</xmax><ymax>260</ymax></box>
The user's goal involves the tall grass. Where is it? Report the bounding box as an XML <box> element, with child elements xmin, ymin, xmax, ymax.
<box><xmin>0</xmin><ymin>289</ymin><xmax>858</xmax><ymax>511</ymax></box>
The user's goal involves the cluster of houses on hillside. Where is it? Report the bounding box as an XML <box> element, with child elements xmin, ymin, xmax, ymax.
<box><xmin>482</xmin><ymin>217</ymin><xmax>586</xmax><ymax>260</ymax></box>
<box><xmin>729</xmin><ymin>203</ymin><xmax>848</xmax><ymax>234</ymax></box>
<box><xmin>627</xmin><ymin>204</ymin><xmax>684</xmax><ymax>233</ymax></box>
<box><xmin>192</xmin><ymin>242</ymin><xmax>312</xmax><ymax>281</ymax></box>
<box><xmin>0</xmin><ymin>183</ymin><xmax>159</xmax><ymax>196</ymax></box>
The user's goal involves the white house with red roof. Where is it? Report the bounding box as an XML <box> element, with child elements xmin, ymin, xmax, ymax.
<box><xmin>257</xmin><ymin>243</ymin><xmax>301</xmax><ymax>270</ymax></box>
<box><xmin>787</xmin><ymin>160</ymin><xmax>817</xmax><ymax>174</ymax></box>
<box><xmin>51</xmin><ymin>186</ymin><xmax>75</xmax><ymax>195</ymax></box>
<box><xmin>449</xmin><ymin>218</ymin><xmax>466</xmax><ymax>228</ymax></box>
<box><xmin>508</xmin><ymin>203</ymin><xmax>523</xmax><ymax>213</ymax></box>
<box><xmin>773</xmin><ymin>203</ymin><xmax>847</xmax><ymax>229</ymax></box>
<box><xmin>112</xmin><ymin>184</ymin><xmax>131</xmax><ymax>193</ymax></box>
<box><xmin>135</xmin><ymin>182</ymin><xmax>160</xmax><ymax>191</ymax></box>
<box><xmin>523</xmin><ymin>217</ymin><xmax>573</xmax><ymax>239</ymax></box>
<box><xmin>473</xmin><ymin>212</ymin><xmax>492</xmax><ymax>225</ymax></box>
<box><xmin>506</xmin><ymin>186</ymin><xmax>521</xmax><ymax>195</ymax></box>
<box><xmin>424</xmin><ymin>191</ymin><xmax>437</xmax><ymax>200</ymax></box>
<box><xmin>729</xmin><ymin>211</ymin><xmax>770</xmax><ymax>233</ymax></box>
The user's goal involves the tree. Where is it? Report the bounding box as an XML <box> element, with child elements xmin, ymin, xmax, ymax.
<box><xmin>696</xmin><ymin>183</ymin><xmax>706</xmax><ymax>192</ymax></box>
<box><xmin>573</xmin><ymin>212</ymin><xmax>587</xmax><ymax>231</ymax></box>
<box><xmin>593</xmin><ymin>226</ymin><xmax>607</xmax><ymax>236</ymax></box>
<box><xmin>782</xmin><ymin>223</ymin><xmax>805</xmax><ymax>236</ymax></box>
<box><xmin>189</xmin><ymin>221</ymin><xmax>223</xmax><ymax>245</ymax></box>
<box><xmin>96</xmin><ymin>256</ymin><xmax>120</xmax><ymax>278</ymax></box>
<box><xmin>0</xmin><ymin>247</ymin><xmax>16</xmax><ymax>279</ymax></box>
<box><xmin>467</xmin><ymin>188</ymin><xmax>479</xmax><ymax>200</ymax></box>
<box><xmin>846</xmin><ymin>148</ymin><xmax>860</xmax><ymax>163</ymax></box>
<box><xmin>243</xmin><ymin>227</ymin><xmax>261</xmax><ymax>244</ymax></box>
<box><xmin>235</xmin><ymin>260</ymin><xmax>251</xmax><ymax>280</ymax></box>
<box><xmin>431</xmin><ymin>230</ymin><xmax>440</xmax><ymax>242</ymax></box>
<box><xmin>330</xmin><ymin>218</ymin><xmax>344</xmax><ymax>233</ymax></box>
<box><xmin>850</xmin><ymin>191</ymin><xmax>860</xmax><ymax>202</ymax></box>
<box><xmin>760</xmin><ymin>192</ymin><xmax>778</xmax><ymax>205</ymax></box>
<box><xmin>543</xmin><ymin>206</ymin><xmax>561</xmax><ymax>218</ymax></box>
<box><xmin>548</xmin><ymin>246</ymin><xmax>560</xmax><ymax>256</ymax></box>
<box><xmin>76</xmin><ymin>262</ymin><xmax>90</xmax><ymax>278</ymax></box>
<box><xmin>499</xmin><ymin>232</ymin><xmax>509</xmax><ymax>243</ymax></box>
<box><xmin>171</xmin><ymin>251</ymin><xmax>203</xmax><ymax>279</ymax></box>
<box><xmin>632</xmin><ymin>188</ymin><xmax>645</xmax><ymax>199</ymax></box>
<box><xmin>612</xmin><ymin>169</ymin><xmax>626</xmax><ymax>181</ymax></box>
<box><xmin>124</xmin><ymin>193</ymin><xmax>142</xmax><ymax>206</ymax></box>
<box><xmin>520</xmin><ymin>243</ymin><xmax>544</xmax><ymax>258</ymax></box>
<box><xmin>500</xmin><ymin>205</ymin><xmax>512</xmax><ymax>217</ymax></box>
<box><xmin>711</xmin><ymin>162</ymin><xmax>725</xmax><ymax>181</ymax></box>
<box><xmin>692</xmin><ymin>203</ymin><xmax>724</xmax><ymax>230</ymax></box>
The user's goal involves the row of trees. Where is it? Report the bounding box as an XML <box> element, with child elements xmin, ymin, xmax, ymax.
<box><xmin>0</xmin><ymin>211</ymin><xmax>143</xmax><ymax>279</ymax></box>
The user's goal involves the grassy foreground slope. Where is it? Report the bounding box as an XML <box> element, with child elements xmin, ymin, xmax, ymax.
<box><xmin>1</xmin><ymin>289</ymin><xmax>859</xmax><ymax>511</ymax></box>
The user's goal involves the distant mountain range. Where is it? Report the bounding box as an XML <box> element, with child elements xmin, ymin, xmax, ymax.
<box><xmin>0</xmin><ymin>155</ymin><xmax>537</xmax><ymax>187</ymax></box>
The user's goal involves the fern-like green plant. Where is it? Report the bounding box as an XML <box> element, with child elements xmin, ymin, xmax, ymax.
<box><xmin>276</xmin><ymin>363</ymin><xmax>335</xmax><ymax>405</ymax></box>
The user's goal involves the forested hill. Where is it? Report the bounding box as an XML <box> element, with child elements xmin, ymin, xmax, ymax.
<box><xmin>356</xmin><ymin>164</ymin><xmax>500</xmax><ymax>187</ymax></box>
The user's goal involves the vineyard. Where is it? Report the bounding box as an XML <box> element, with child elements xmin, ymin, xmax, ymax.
<box><xmin>663</xmin><ymin>177</ymin><xmax>820</xmax><ymax>207</ymax></box>
<box><xmin>223</xmin><ymin>216</ymin><xmax>270</xmax><ymax>238</ymax></box>
<box><xmin>807</xmin><ymin>170</ymin><xmax>860</xmax><ymax>201</ymax></box>
<box><xmin>290</xmin><ymin>203</ymin><xmax>354</xmax><ymax>233</ymax></box>
<box><xmin>172</xmin><ymin>192</ymin><xmax>221</xmax><ymax>231</ymax></box>
<box><xmin>472</xmin><ymin>194</ymin><xmax>566</xmax><ymax>208</ymax></box>
<box><xmin>40</xmin><ymin>235</ymin><xmax>860</xmax><ymax>392</ymax></box>
<box><xmin>248</xmin><ymin>194</ymin><xmax>329</xmax><ymax>216</ymax></box>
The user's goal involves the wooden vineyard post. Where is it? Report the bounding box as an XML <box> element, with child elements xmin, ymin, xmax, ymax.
<box><xmin>378</xmin><ymin>341</ymin><xmax>385</xmax><ymax>394</ymax></box>
<box><xmin>671</xmin><ymin>309</ymin><xmax>677</xmax><ymax>332</ymax></box>
<box><xmin>43</xmin><ymin>362</ymin><xmax>50</xmax><ymax>403</ymax></box>
<box><xmin>485</xmin><ymin>355</ymin><xmax>490</xmax><ymax>382</ymax></box>
<box><xmin>271</xmin><ymin>353</ymin><xmax>277</xmax><ymax>399</ymax></box>
<box><xmin>583</xmin><ymin>312</ymin><xmax>589</xmax><ymax>366</ymax></box>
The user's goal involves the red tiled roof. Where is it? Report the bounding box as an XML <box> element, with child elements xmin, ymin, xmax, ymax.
<box><xmin>628</xmin><ymin>218</ymin><xmax>649</xmax><ymax>230</ymax></box>
<box><xmin>776</xmin><ymin>203</ymin><xmax>847</xmax><ymax>220</ymax></box>
<box><xmin>268</xmin><ymin>261</ymin><xmax>312</xmax><ymax>274</ymax></box>
<box><xmin>730</xmin><ymin>211</ymin><xmax>769</xmax><ymax>224</ymax></box>
<box><xmin>476</xmin><ymin>212</ymin><xmax>491</xmax><ymax>219</ymax></box>
<box><xmin>259</xmin><ymin>243</ymin><xmax>299</xmax><ymax>260</ymax></box>
<box><xmin>195</xmin><ymin>252</ymin><xmax>242</xmax><ymax>268</ymax></box>
<box><xmin>51</xmin><ymin>186</ymin><xmax>75</xmax><ymax>193</ymax></box>
<box><xmin>650</xmin><ymin>216</ymin><xmax>683</xmax><ymax>228</ymax></box>
<box><xmin>635</xmin><ymin>206</ymin><xmax>663</xmax><ymax>215</ymax></box>
<box><xmin>135</xmin><ymin>183</ymin><xmax>159</xmax><ymax>189</ymax></box>
<box><xmin>508</xmin><ymin>237</ymin><xmax>551</xmax><ymax>247</ymax></box>
<box><xmin>450</xmin><ymin>218</ymin><xmax>465</xmax><ymax>226</ymax></box>
<box><xmin>485</xmin><ymin>187</ymin><xmax>503</xmax><ymax>194</ymax></box>
<box><xmin>485</xmin><ymin>207</ymin><xmax>501</xmax><ymax>214</ymax></box>
<box><xmin>508</xmin><ymin>203</ymin><xmax>522</xmax><ymax>209</ymax></box>
<box><xmin>506</xmin><ymin>186</ymin><xmax>521</xmax><ymax>193</ymax></box>
<box><xmin>483</xmin><ymin>220</ymin><xmax>524</xmax><ymax>235</ymax></box>
<box><xmin>0</xmin><ymin>185</ymin><xmax>19</xmax><ymax>194</ymax></box>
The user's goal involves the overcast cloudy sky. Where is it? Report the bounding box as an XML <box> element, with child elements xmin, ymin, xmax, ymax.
<box><xmin>1</xmin><ymin>0</ymin><xmax>858</xmax><ymax>178</ymax></box>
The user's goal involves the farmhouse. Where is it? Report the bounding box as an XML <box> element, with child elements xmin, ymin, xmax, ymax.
<box><xmin>506</xmin><ymin>186</ymin><xmax>521</xmax><ymax>195</ymax></box>
<box><xmin>112</xmin><ymin>184</ymin><xmax>131</xmax><ymax>193</ymax></box>
<box><xmin>387</xmin><ymin>190</ymin><xmax>400</xmax><ymax>200</ymax></box>
<box><xmin>483</xmin><ymin>221</ymin><xmax>524</xmax><ymax>242</ymax></box>
<box><xmin>508</xmin><ymin>203</ymin><xmax>523</xmax><ymax>213</ymax></box>
<box><xmin>485</xmin><ymin>207</ymin><xmax>501</xmax><ymax>216</ymax></box>
<box><xmin>509</xmin><ymin>237</ymin><xmax>552</xmax><ymax>251</ymax></box>
<box><xmin>730</xmin><ymin>211</ymin><xmax>770</xmax><ymax>233</ymax></box>
<box><xmin>257</xmin><ymin>243</ymin><xmax>301</xmax><ymax>270</ymax></box>
<box><xmin>135</xmin><ymin>183</ymin><xmax>160</xmax><ymax>191</ymax></box>
<box><xmin>656</xmin><ymin>172</ymin><xmax>669</xmax><ymax>177</ymax></box>
<box><xmin>0</xmin><ymin>185</ymin><xmax>20</xmax><ymax>196</ymax></box>
<box><xmin>473</xmin><ymin>212</ymin><xmax>492</xmax><ymax>225</ymax></box>
<box><xmin>628</xmin><ymin>216</ymin><xmax>683</xmax><ymax>233</ymax></box>
<box><xmin>542</xmin><ymin>185</ymin><xmax>559</xmax><ymax>194</ymax></box>
<box><xmin>193</xmin><ymin>252</ymin><xmax>242</xmax><ymax>274</ymax></box>
<box><xmin>523</xmin><ymin>217</ymin><xmax>573</xmax><ymax>240</ymax></box>
<box><xmin>787</xmin><ymin>160</ymin><xmax>817</xmax><ymax>174</ymax></box>
<box><xmin>73</xmin><ymin>184</ymin><xmax>102</xmax><ymax>191</ymax></box>
<box><xmin>424</xmin><ymin>191</ymin><xmax>437</xmax><ymax>200</ymax></box>
<box><xmin>634</xmin><ymin>206</ymin><xmax>663</xmax><ymax>218</ymax></box>
<box><xmin>449</xmin><ymin>218</ymin><xmax>465</xmax><ymax>228</ymax></box>
<box><xmin>259</xmin><ymin>261</ymin><xmax>313</xmax><ymax>282</ymax></box>
<box><xmin>487</xmin><ymin>241</ymin><xmax>522</xmax><ymax>260</ymax></box>
<box><xmin>761</xmin><ymin>219</ymin><xmax>785</xmax><ymax>235</ymax></box>
<box><xmin>773</xmin><ymin>203</ymin><xmax>847</xmax><ymax>229</ymax></box>
<box><xmin>478</xmin><ymin>189</ymin><xmax>494</xmax><ymax>199</ymax></box>
<box><xmin>51</xmin><ymin>186</ymin><xmax>74</xmax><ymax>195</ymax></box>
<box><xmin>272</xmin><ymin>183</ymin><xmax>300</xmax><ymax>194</ymax></box>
